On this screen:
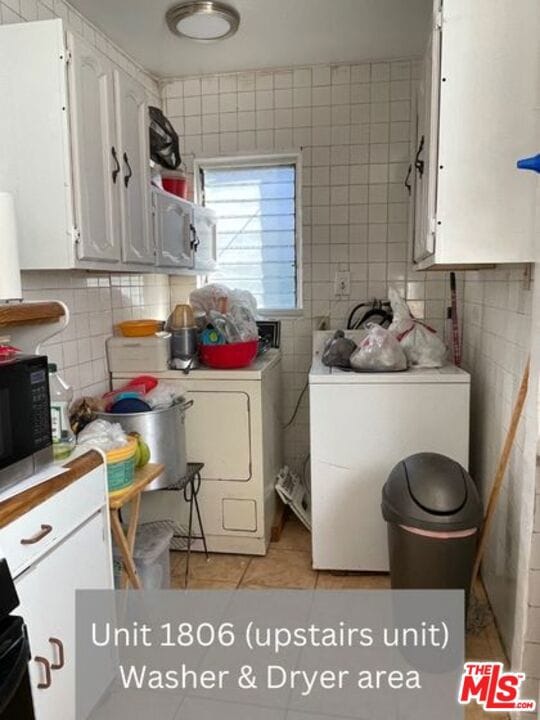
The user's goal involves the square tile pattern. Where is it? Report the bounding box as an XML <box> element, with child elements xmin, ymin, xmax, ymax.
<box><xmin>171</xmin><ymin>517</ymin><xmax>509</xmax><ymax>719</ymax></box>
<box><xmin>1</xmin><ymin>0</ymin><xmax>537</xmax><ymax>691</ymax></box>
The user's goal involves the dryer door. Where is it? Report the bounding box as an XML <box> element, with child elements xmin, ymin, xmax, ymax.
<box><xmin>186</xmin><ymin>390</ymin><xmax>252</xmax><ymax>481</ymax></box>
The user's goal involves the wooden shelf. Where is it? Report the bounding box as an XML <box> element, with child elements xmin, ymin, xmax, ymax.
<box><xmin>0</xmin><ymin>301</ymin><xmax>66</xmax><ymax>328</ymax></box>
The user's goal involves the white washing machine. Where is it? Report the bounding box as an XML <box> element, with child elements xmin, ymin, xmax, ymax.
<box><xmin>309</xmin><ymin>331</ymin><xmax>471</xmax><ymax>572</ymax></box>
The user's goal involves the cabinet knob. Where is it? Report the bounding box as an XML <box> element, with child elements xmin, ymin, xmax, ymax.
<box><xmin>35</xmin><ymin>656</ymin><xmax>52</xmax><ymax>689</ymax></box>
<box><xmin>517</xmin><ymin>154</ymin><xmax>540</xmax><ymax>173</ymax></box>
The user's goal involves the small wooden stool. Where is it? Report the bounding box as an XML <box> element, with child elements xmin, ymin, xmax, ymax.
<box><xmin>109</xmin><ymin>463</ymin><xmax>165</xmax><ymax>589</ymax></box>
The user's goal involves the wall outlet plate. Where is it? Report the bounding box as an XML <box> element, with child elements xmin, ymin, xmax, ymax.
<box><xmin>334</xmin><ymin>271</ymin><xmax>350</xmax><ymax>297</ymax></box>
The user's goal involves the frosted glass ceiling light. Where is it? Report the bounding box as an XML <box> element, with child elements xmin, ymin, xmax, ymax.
<box><xmin>166</xmin><ymin>1</ymin><xmax>240</xmax><ymax>41</ymax></box>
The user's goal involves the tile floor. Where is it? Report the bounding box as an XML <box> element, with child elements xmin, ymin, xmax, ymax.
<box><xmin>170</xmin><ymin>517</ymin><xmax>509</xmax><ymax>719</ymax></box>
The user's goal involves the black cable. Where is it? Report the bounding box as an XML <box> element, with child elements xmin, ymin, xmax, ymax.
<box><xmin>283</xmin><ymin>381</ymin><xmax>309</xmax><ymax>430</ymax></box>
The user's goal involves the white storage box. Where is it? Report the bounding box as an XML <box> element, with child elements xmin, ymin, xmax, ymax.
<box><xmin>106</xmin><ymin>335</ymin><xmax>171</xmax><ymax>373</ymax></box>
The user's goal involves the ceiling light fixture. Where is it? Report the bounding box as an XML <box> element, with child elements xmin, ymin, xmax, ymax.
<box><xmin>166</xmin><ymin>1</ymin><xmax>240</xmax><ymax>42</ymax></box>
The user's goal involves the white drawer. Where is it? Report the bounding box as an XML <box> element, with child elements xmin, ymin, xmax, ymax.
<box><xmin>0</xmin><ymin>465</ymin><xmax>107</xmax><ymax>577</ymax></box>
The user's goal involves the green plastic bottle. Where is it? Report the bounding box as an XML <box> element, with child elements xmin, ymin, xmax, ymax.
<box><xmin>48</xmin><ymin>363</ymin><xmax>76</xmax><ymax>460</ymax></box>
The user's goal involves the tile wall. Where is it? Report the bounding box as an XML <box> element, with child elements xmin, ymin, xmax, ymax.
<box><xmin>0</xmin><ymin>0</ymin><xmax>168</xmax><ymax>399</ymax></box>
<box><xmin>162</xmin><ymin>60</ymin><xmax>457</xmax><ymax>472</ymax></box>
<box><xmin>461</xmin><ymin>266</ymin><xmax>538</xmax><ymax>686</ymax></box>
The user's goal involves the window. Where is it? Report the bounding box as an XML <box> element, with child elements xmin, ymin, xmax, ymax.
<box><xmin>195</xmin><ymin>155</ymin><xmax>302</xmax><ymax>312</ymax></box>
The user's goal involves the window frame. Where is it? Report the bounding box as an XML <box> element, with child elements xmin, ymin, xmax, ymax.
<box><xmin>193</xmin><ymin>153</ymin><xmax>303</xmax><ymax>317</ymax></box>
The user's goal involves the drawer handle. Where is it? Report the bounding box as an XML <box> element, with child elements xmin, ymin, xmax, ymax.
<box><xmin>49</xmin><ymin>637</ymin><xmax>65</xmax><ymax>670</ymax></box>
<box><xmin>35</xmin><ymin>656</ymin><xmax>52</xmax><ymax>689</ymax></box>
<box><xmin>20</xmin><ymin>524</ymin><xmax>53</xmax><ymax>545</ymax></box>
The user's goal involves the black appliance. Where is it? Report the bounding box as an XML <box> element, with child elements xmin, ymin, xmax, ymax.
<box><xmin>0</xmin><ymin>355</ymin><xmax>52</xmax><ymax>492</ymax></box>
<box><xmin>0</xmin><ymin>559</ymin><xmax>36</xmax><ymax>719</ymax></box>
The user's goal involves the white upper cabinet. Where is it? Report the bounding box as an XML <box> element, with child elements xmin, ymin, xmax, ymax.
<box><xmin>114</xmin><ymin>69</ymin><xmax>154</xmax><ymax>265</ymax></box>
<box><xmin>413</xmin><ymin>0</ymin><xmax>540</xmax><ymax>268</ymax></box>
<box><xmin>153</xmin><ymin>188</ymin><xmax>194</xmax><ymax>268</ymax></box>
<box><xmin>67</xmin><ymin>32</ymin><xmax>121</xmax><ymax>263</ymax></box>
<box><xmin>192</xmin><ymin>204</ymin><xmax>218</xmax><ymax>272</ymax></box>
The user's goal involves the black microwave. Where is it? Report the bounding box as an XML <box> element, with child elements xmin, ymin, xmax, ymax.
<box><xmin>0</xmin><ymin>355</ymin><xmax>53</xmax><ymax>492</ymax></box>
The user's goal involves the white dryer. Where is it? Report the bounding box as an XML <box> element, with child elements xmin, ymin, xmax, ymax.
<box><xmin>309</xmin><ymin>331</ymin><xmax>470</xmax><ymax>572</ymax></box>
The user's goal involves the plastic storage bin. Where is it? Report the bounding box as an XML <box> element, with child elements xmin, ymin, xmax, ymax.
<box><xmin>114</xmin><ymin>522</ymin><xmax>174</xmax><ymax>589</ymax></box>
<box><xmin>381</xmin><ymin>452</ymin><xmax>482</xmax><ymax>605</ymax></box>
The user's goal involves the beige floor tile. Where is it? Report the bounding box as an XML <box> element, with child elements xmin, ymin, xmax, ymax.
<box><xmin>170</xmin><ymin>551</ymin><xmax>250</xmax><ymax>587</ymax></box>
<box><xmin>273</xmin><ymin>516</ymin><xmax>312</xmax><ymax>553</ymax></box>
<box><xmin>240</xmin><ymin>548</ymin><xmax>317</xmax><ymax>589</ymax></box>
<box><xmin>171</xmin><ymin>576</ymin><xmax>239</xmax><ymax>590</ymax></box>
<box><xmin>316</xmin><ymin>572</ymin><xmax>391</xmax><ymax>590</ymax></box>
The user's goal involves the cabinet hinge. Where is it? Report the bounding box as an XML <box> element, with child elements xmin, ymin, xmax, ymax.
<box><xmin>434</xmin><ymin>7</ymin><xmax>443</xmax><ymax>30</ymax></box>
<box><xmin>63</xmin><ymin>49</ymin><xmax>72</xmax><ymax>65</ymax></box>
<box><xmin>72</xmin><ymin>227</ymin><xmax>81</xmax><ymax>244</ymax></box>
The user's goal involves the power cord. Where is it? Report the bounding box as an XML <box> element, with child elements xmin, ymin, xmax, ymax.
<box><xmin>283</xmin><ymin>380</ymin><xmax>309</xmax><ymax>430</ymax></box>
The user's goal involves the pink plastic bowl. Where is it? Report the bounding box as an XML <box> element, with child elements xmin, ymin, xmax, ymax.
<box><xmin>199</xmin><ymin>340</ymin><xmax>258</xmax><ymax>369</ymax></box>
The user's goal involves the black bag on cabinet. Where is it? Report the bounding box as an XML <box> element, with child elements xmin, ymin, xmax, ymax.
<box><xmin>148</xmin><ymin>106</ymin><xmax>181</xmax><ymax>170</ymax></box>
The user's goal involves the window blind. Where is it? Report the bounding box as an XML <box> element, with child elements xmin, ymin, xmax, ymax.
<box><xmin>203</xmin><ymin>163</ymin><xmax>298</xmax><ymax>310</ymax></box>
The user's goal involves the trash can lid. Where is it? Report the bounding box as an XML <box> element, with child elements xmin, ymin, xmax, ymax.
<box><xmin>381</xmin><ymin>452</ymin><xmax>483</xmax><ymax>532</ymax></box>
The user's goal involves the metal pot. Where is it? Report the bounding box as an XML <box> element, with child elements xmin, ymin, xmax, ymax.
<box><xmin>96</xmin><ymin>399</ymin><xmax>193</xmax><ymax>490</ymax></box>
<box><xmin>170</xmin><ymin>328</ymin><xmax>199</xmax><ymax>371</ymax></box>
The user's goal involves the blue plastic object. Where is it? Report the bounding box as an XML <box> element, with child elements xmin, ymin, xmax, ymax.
<box><xmin>109</xmin><ymin>397</ymin><xmax>152</xmax><ymax>414</ymax></box>
<box><xmin>517</xmin><ymin>154</ymin><xmax>540</xmax><ymax>173</ymax></box>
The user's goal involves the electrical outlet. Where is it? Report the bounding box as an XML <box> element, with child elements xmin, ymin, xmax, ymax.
<box><xmin>334</xmin><ymin>271</ymin><xmax>350</xmax><ymax>297</ymax></box>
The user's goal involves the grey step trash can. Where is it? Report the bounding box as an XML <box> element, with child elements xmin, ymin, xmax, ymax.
<box><xmin>381</xmin><ymin>453</ymin><xmax>483</xmax><ymax>605</ymax></box>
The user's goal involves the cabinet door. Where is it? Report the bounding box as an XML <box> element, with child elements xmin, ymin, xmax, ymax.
<box><xmin>16</xmin><ymin>511</ymin><xmax>112</xmax><ymax>720</ymax></box>
<box><xmin>154</xmin><ymin>191</ymin><xmax>194</xmax><ymax>268</ymax></box>
<box><xmin>114</xmin><ymin>69</ymin><xmax>154</xmax><ymax>265</ymax></box>
<box><xmin>413</xmin><ymin>6</ymin><xmax>440</xmax><ymax>264</ymax></box>
<box><xmin>193</xmin><ymin>205</ymin><xmax>218</xmax><ymax>271</ymax></box>
<box><xmin>67</xmin><ymin>32</ymin><xmax>121</xmax><ymax>263</ymax></box>
<box><xmin>432</xmin><ymin>0</ymin><xmax>540</xmax><ymax>264</ymax></box>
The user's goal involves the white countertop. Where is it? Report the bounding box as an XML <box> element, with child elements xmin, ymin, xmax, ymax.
<box><xmin>113</xmin><ymin>349</ymin><xmax>281</xmax><ymax>381</ymax></box>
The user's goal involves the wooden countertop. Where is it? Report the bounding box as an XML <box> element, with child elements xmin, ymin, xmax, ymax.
<box><xmin>0</xmin><ymin>450</ymin><xmax>103</xmax><ymax>529</ymax></box>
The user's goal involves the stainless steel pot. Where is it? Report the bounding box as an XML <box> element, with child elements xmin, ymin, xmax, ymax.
<box><xmin>96</xmin><ymin>399</ymin><xmax>193</xmax><ymax>491</ymax></box>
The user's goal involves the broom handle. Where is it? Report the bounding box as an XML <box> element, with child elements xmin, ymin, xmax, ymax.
<box><xmin>470</xmin><ymin>359</ymin><xmax>530</xmax><ymax>590</ymax></box>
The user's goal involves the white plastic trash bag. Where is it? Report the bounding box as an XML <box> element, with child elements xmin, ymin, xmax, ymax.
<box><xmin>350</xmin><ymin>324</ymin><xmax>408</xmax><ymax>372</ymax></box>
<box><xmin>189</xmin><ymin>283</ymin><xmax>259</xmax><ymax>341</ymax></box>
<box><xmin>388</xmin><ymin>286</ymin><xmax>447</xmax><ymax>368</ymax></box>
<box><xmin>77</xmin><ymin>419</ymin><xmax>129</xmax><ymax>452</ymax></box>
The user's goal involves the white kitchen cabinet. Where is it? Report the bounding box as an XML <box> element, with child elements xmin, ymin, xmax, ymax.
<box><xmin>16</xmin><ymin>511</ymin><xmax>111</xmax><ymax>720</ymax></box>
<box><xmin>0</xmin><ymin>19</ymin><xmax>156</xmax><ymax>273</ymax></box>
<box><xmin>114</xmin><ymin>69</ymin><xmax>154</xmax><ymax>265</ymax></box>
<box><xmin>412</xmin><ymin>0</ymin><xmax>540</xmax><ymax>268</ymax></box>
<box><xmin>67</xmin><ymin>31</ymin><xmax>121</xmax><ymax>264</ymax></box>
<box><xmin>0</xmin><ymin>457</ymin><xmax>113</xmax><ymax>720</ymax></box>
<box><xmin>192</xmin><ymin>204</ymin><xmax>218</xmax><ymax>272</ymax></box>
<box><xmin>153</xmin><ymin>187</ymin><xmax>194</xmax><ymax>269</ymax></box>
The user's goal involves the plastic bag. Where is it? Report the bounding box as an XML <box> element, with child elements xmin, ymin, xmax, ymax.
<box><xmin>322</xmin><ymin>330</ymin><xmax>357</xmax><ymax>368</ymax></box>
<box><xmin>350</xmin><ymin>324</ymin><xmax>408</xmax><ymax>372</ymax></box>
<box><xmin>388</xmin><ymin>287</ymin><xmax>447</xmax><ymax>368</ymax></box>
<box><xmin>77</xmin><ymin>419</ymin><xmax>128</xmax><ymax>452</ymax></box>
<box><xmin>190</xmin><ymin>284</ymin><xmax>259</xmax><ymax>342</ymax></box>
<box><xmin>145</xmin><ymin>382</ymin><xmax>185</xmax><ymax>410</ymax></box>
<box><xmin>149</xmin><ymin>106</ymin><xmax>181</xmax><ymax>170</ymax></box>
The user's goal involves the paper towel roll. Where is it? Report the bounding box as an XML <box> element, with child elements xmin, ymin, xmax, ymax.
<box><xmin>0</xmin><ymin>192</ymin><xmax>22</xmax><ymax>301</ymax></box>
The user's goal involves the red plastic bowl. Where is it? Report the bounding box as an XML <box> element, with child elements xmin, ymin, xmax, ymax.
<box><xmin>199</xmin><ymin>340</ymin><xmax>259</xmax><ymax>369</ymax></box>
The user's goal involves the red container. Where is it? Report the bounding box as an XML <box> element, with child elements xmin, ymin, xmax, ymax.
<box><xmin>163</xmin><ymin>177</ymin><xmax>188</xmax><ymax>199</ymax></box>
<box><xmin>199</xmin><ymin>340</ymin><xmax>259</xmax><ymax>369</ymax></box>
